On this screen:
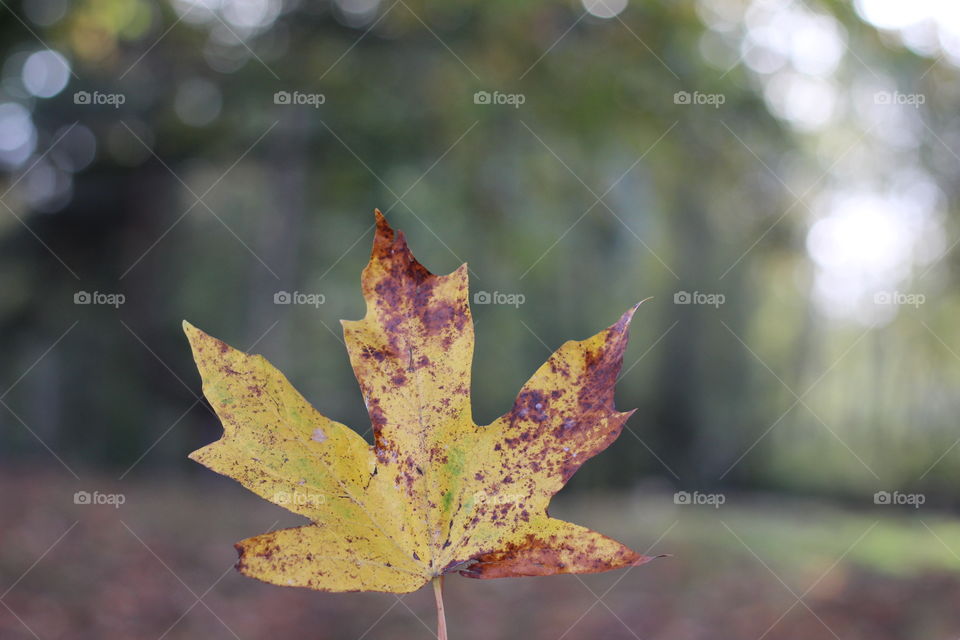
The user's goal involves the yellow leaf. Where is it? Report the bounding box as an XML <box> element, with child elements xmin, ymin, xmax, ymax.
<box><xmin>186</xmin><ymin>210</ymin><xmax>656</xmax><ymax>593</ymax></box>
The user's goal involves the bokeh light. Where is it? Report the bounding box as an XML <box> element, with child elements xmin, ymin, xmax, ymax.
<box><xmin>333</xmin><ymin>0</ymin><xmax>382</xmax><ymax>28</ymax></box>
<box><xmin>21</xmin><ymin>49</ymin><xmax>71</xmax><ymax>98</ymax></box>
<box><xmin>582</xmin><ymin>0</ymin><xmax>629</xmax><ymax>20</ymax></box>
<box><xmin>806</xmin><ymin>179</ymin><xmax>945</xmax><ymax>323</ymax></box>
<box><xmin>0</xmin><ymin>102</ymin><xmax>37</xmax><ymax>168</ymax></box>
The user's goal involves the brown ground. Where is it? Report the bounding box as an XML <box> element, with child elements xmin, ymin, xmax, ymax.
<box><xmin>2</xmin><ymin>469</ymin><xmax>959</xmax><ymax>640</ymax></box>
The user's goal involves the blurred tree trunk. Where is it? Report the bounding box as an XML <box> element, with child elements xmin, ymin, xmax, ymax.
<box><xmin>247</xmin><ymin>109</ymin><xmax>309</xmax><ymax>356</ymax></box>
<box><xmin>654</xmin><ymin>184</ymin><xmax>707</xmax><ymax>484</ymax></box>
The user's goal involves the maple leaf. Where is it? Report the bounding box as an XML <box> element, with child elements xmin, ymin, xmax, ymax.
<box><xmin>185</xmin><ymin>210</ymin><xmax>655</xmax><ymax>596</ymax></box>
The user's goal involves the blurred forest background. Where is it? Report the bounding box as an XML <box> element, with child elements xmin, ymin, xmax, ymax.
<box><xmin>3</xmin><ymin>0</ymin><xmax>960</xmax><ymax>638</ymax></box>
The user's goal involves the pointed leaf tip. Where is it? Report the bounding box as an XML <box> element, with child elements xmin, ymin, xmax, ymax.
<box><xmin>373</xmin><ymin>207</ymin><xmax>388</xmax><ymax>228</ymax></box>
<box><xmin>182</xmin><ymin>320</ymin><xmax>213</xmax><ymax>345</ymax></box>
<box><xmin>182</xmin><ymin>321</ymin><xmax>217</xmax><ymax>353</ymax></box>
<box><xmin>622</xmin><ymin>298</ymin><xmax>651</xmax><ymax>324</ymax></box>
<box><xmin>607</xmin><ymin>299</ymin><xmax>649</xmax><ymax>340</ymax></box>
<box><xmin>365</xmin><ymin>210</ymin><xmax>432</xmax><ymax>285</ymax></box>
<box><xmin>373</xmin><ymin>208</ymin><xmax>395</xmax><ymax>246</ymax></box>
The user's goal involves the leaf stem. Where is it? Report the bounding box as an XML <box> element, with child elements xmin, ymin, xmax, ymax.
<box><xmin>432</xmin><ymin>576</ymin><xmax>447</xmax><ymax>640</ymax></box>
